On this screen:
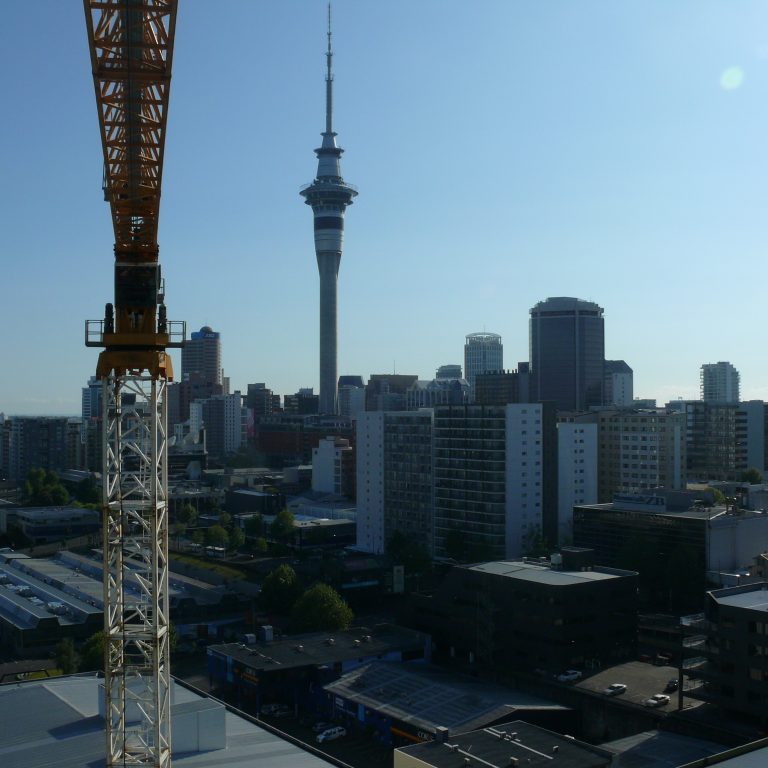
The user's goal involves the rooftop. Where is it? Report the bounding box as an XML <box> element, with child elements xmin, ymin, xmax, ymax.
<box><xmin>0</xmin><ymin>675</ymin><xmax>333</xmax><ymax>768</ymax></box>
<box><xmin>711</xmin><ymin>584</ymin><xmax>768</xmax><ymax>612</ymax></box>
<box><xmin>325</xmin><ymin>661</ymin><xmax>564</xmax><ymax>736</ymax></box>
<box><xmin>208</xmin><ymin>623</ymin><xmax>428</xmax><ymax>672</ymax></box>
<box><xmin>398</xmin><ymin>720</ymin><xmax>611</xmax><ymax>768</ymax></box>
<box><xmin>466</xmin><ymin>561</ymin><xmax>632</xmax><ymax>585</ymax></box>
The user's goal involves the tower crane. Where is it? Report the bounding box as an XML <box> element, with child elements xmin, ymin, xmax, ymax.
<box><xmin>83</xmin><ymin>2</ymin><xmax>182</xmax><ymax>766</ymax></box>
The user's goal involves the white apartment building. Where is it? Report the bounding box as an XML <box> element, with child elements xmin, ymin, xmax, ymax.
<box><xmin>556</xmin><ymin>422</ymin><xmax>598</xmax><ymax>543</ymax></box>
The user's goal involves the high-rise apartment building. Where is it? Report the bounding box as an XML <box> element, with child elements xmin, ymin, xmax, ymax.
<box><xmin>356</xmin><ymin>410</ymin><xmax>434</xmax><ymax>555</ymax></box>
<box><xmin>464</xmin><ymin>333</ymin><xmax>503</xmax><ymax>400</ymax></box>
<box><xmin>596</xmin><ymin>408</ymin><xmax>686</xmax><ymax>501</ymax></box>
<box><xmin>8</xmin><ymin>417</ymin><xmax>70</xmax><ymax>483</ymax></box>
<box><xmin>556</xmin><ymin>421</ymin><xmax>598</xmax><ymax>542</ymax></box>
<box><xmin>530</xmin><ymin>297</ymin><xmax>604</xmax><ymax>411</ymax></box>
<box><xmin>433</xmin><ymin>403</ymin><xmax>557</xmax><ymax>560</ymax></box>
<box><xmin>312</xmin><ymin>436</ymin><xmax>355</xmax><ymax>497</ymax></box>
<box><xmin>700</xmin><ymin>361</ymin><xmax>740</xmax><ymax>404</ymax></box>
<box><xmin>669</xmin><ymin>399</ymin><xmax>766</xmax><ymax>481</ymax></box>
<box><xmin>604</xmin><ymin>360</ymin><xmax>633</xmax><ymax>407</ymax></box>
<box><xmin>190</xmin><ymin>392</ymin><xmax>246</xmax><ymax>460</ymax></box>
<box><xmin>300</xmin><ymin>13</ymin><xmax>357</xmax><ymax>415</ymax></box>
<box><xmin>182</xmin><ymin>326</ymin><xmax>222</xmax><ymax>385</ymax></box>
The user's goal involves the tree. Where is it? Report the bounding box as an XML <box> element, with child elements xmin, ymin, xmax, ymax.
<box><xmin>229</xmin><ymin>526</ymin><xmax>245</xmax><ymax>551</ymax></box>
<box><xmin>705</xmin><ymin>487</ymin><xmax>726</xmax><ymax>505</ymax></box>
<box><xmin>740</xmin><ymin>468</ymin><xmax>763</xmax><ymax>485</ymax></box>
<box><xmin>244</xmin><ymin>515</ymin><xmax>263</xmax><ymax>538</ymax></box>
<box><xmin>55</xmin><ymin>638</ymin><xmax>77</xmax><ymax>674</ymax></box>
<box><xmin>254</xmin><ymin>537</ymin><xmax>268</xmax><ymax>554</ymax></box>
<box><xmin>270</xmin><ymin>508</ymin><xmax>295</xmax><ymax>543</ymax></box>
<box><xmin>291</xmin><ymin>583</ymin><xmax>353</xmax><ymax>632</ymax></box>
<box><xmin>23</xmin><ymin>468</ymin><xmax>69</xmax><ymax>507</ymax></box>
<box><xmin>79</xmin><ymin>631</ymin><xmax>105</xmax><ymax>672</ymax></box>
<box><xmin>177</xmin><ymin>502</ymin><xmax>198</xmax><ymax>526</ymax></box>
<box><xmin>218</xmin><ymin>511</ymin><xmax>232</xmax><ymax>529</ymax></box>
<box><xmin>522</xmin><ymin>528</ymin><xmax>550</xmax><ymax>558</ymax></box>
<box><xmin>260</xmin><ymin>564</ymin><xmax>302</xmax><ymax>614</ymax></box>
<box><xmin>73</xmin><ymin>477</ymin><xmax>100</xmax><ymax>505</ymax></box>
<box><xmin>206</xmin><ymin>524</ymin><xmax>229</xmax><ymax>549</ymax></box>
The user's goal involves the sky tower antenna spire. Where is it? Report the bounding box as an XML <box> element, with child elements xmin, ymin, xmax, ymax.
<box><xmin>325</xmin><ymin>2</ymin><xmax>334</xmax><ymax>136</ymax></box>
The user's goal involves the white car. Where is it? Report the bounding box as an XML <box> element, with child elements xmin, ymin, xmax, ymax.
<box><xmin>602</xmin><ymin>683</ymin><xmax>627</xmax><ymax>696</ymax></box>
<box><xmin>643</xmin><ymin>694</ymin><xmax>670</xmax><ymax>708</ymax></box>
<box><xmin>316</xmin><ymin>726</ymin><xmax>347</xmax><ymax>744</ymax></box>
<box><xmin>557</xmin><ymin>670</ymin><xmax>582</xmax><ymax>683</ymax></box>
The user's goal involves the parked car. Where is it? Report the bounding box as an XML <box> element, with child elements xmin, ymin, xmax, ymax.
<box><xmin>664</xmin><ymin>678</ymin><xmax>679</xmax><ymax>693</ymax></box>
<box><xmin>316</xmin><ymin>726</ymin><xmax>347</xmax><ymax>744</ymax></box>
<box><xmin>602</xmin><ymin>683</ymin><xmax>627</xmax><ymax>696</ymax></box>
<box><xmin>272</xmin><ymin>705</ymin><xmax>293</xmax><ymax>718</ymax></box>
<box><xmin>260</xmin><ymin>703</ymin><xmax>282</xmax><ymax>716</ymax></box>
<box><xmin>312</xmin><ymin>722</ymin><xmax>334</xmax><ymax>733</ymax></box>
<box><xmin>557</xmin><ymin>670</ymin><xmax>582</xmax><ymax>683</ymax></box>
<box><xmin>642</xmin><ymin>694</ymin><xmax>670</xmax><ymax>708</ymax></box>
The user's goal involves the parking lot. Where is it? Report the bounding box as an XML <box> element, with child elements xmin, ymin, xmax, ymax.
<box><xmin>259</xmin><ymin>713</ymin><xmax>393</xmax><ymax>768</ymax></box>
<box><xmin>571</xmin><ymin>661</ymin><xmax>683</xmax><ymax>710</ymax></box>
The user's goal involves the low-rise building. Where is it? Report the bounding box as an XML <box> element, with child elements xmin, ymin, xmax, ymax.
<box><xmin>207</xmin><ymin>624</ymin><xmax>430</xmax><ymax>714</ymax></box>
<box><xmin>326</xmin><ymin>662</ymin><xmax>569</xmax><ymax>746</ymax></box>
<box><xmin>406</xmin><ymin>554</ymin><xmax>637</xmax><ymax>677</ymax></box>
<box><xmin>0</xmin><ymin>505</ymin><xmax>100</xmax><ymax>544</ymax></box>
<box><xmin>681</xmin><ymin>583</ymin><xmax>768</xmax><ymax>729</ymax></box>
<box><xmin>395</xmin><ymin>721</ymin><xmax>613</xmax><ymax>768</ymax></box>
<box><xmin>574</xmin><ymin>493</ymin><xmax>768</xmax><ymax>585</ymax></box>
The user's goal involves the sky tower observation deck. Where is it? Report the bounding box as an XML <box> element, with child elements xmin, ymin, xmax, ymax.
<box><xmin>300</xmin><ymin>6</ymin><xmax>358</xmax><ymax>415</ymax></box>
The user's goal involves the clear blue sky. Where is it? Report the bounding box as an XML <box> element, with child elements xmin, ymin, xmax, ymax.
<box><xmin>2</xmin><ymin>1</ymin><xmax>767</xmax><ymax>415</ymax></box>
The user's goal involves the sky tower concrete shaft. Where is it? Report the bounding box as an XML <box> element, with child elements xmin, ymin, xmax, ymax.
<box><xmin>300</xmin><ymin>5</ymin><xmax>357</xmax><ymax>415</ymax></box>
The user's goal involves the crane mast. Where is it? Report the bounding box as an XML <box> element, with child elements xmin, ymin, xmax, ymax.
<box><xmin>83</xmin><ymin>2</ymin><xmax>182</xmax><ymax>766</ymax></box>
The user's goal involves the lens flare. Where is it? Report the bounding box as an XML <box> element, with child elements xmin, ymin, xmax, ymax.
<box><xmin>719</xmin><ymin>66</ymin><xmax>744</xmax><ymax>90</ymax></box>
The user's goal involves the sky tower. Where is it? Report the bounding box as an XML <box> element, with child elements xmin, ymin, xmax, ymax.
<box><xmin>300</xmin><ymin>4</ymin><xmax>358</xmax><ymax>415</ymax></box>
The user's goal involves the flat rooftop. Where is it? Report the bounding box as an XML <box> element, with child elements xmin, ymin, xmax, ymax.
<box><xmin>209</xmin><ymin>624</ymin><xmax>428</xmax><ymax>672</ymax></box>
<box><xmin>712</xmin><ymin>586</ymin><xmax>768</xmax><ymax>612</ymax></box>
<box><xmin>601</xmin><ymin>730</ymin><xmax>727</xmax><ymax>768</ymax></box>
<box><xmin>398</xmin><ymin>720</ymin><xmax>612</xmax><ymax>768</ymax></box>
<box><xmin>467</xmin><ymin>561</ymin><xmax>629</xmax><ymax>585</ymax></box>
<box><xmin>0</xmin><ymin>675</ymin><xmax>333</xmax><ymax>768</ymax></box>
<box><xmin>325</xmin><ymin>661</ymin><xmax>565</xmax><ymax>736</ymax></box>
<box><xmin>577</xmin><ymin>503</ymin><xmax>768</xmax><ymax>522</ymax></box>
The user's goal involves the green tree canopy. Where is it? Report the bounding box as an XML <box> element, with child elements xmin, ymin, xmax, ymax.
<box><xmin>218</xmin><ymin>511</ymin><xmax>232</xmax><ymax>529</ymax></box>
<box><xmin>55</xmin><ymin>638</ymin><xmax>77</xmax><ymax>675</ymax></box>
<box><xmin>244</xmin><ymin>515</ymin><xmax>263</xmax><ymax>538</ymax></box>
<box><xmin>229</xmin><ymin>526</ymin><xmax>245</xmax><ymax>551</ymax></box>
<box><xmin>253</xmin><ymin>537</ymin><xmax>268</xmax><ymax>554</ymax></box>
<box><xmin>23</xmin><ymin>468</ymin><xmax>69</xmax><ymax>507</ymax></box>
<box><xmin>79</xmin><ymin>631</ymin><xmax>105</xmax><ymax>672</ymax></box>
<box><xmin>206</xmin><ymin>524</ymin><xmax>229</xmax><ymax>549</ymax></box>
<box><xmin>177</xmin><ymin>502</ymin><xmax>198</xmax><ymax>526</ymax></box>
<box><xmin>291</xmin><ymin>583</ymin><xmax>354</xmax><ymax>633</ymax></box>
<box><xmin>260</xmin><ymin>564</ymin><xmax>302</xmax><ymax>614</ymax></box>
<box><xmin>740</xmin><ymin>468</ymin><xmax>764</xmax><ymax>485</ymax></box>
<box><xmin>270</xmin><ymin>509</ymin><xmax>295</xmax><ymax>542</ymax></box>
<box><xmin>74</xmin><ymin>478</ymin><xmax>100</xmax><ymax>505</ymax></box>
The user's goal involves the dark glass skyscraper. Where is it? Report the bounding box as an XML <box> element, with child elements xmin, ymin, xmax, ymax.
<box><xmin>530</xmin><ymin>297</ymin><xmax>604</xmax><ymax>411</ymax></box>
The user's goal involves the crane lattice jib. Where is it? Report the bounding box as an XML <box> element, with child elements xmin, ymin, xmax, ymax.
<box><xmin>85</xmin><ymin>0</ymin><xmax>176</xmax><ymax>260</ymax></box>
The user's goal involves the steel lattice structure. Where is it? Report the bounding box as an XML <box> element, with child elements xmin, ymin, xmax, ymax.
<box><xmin>102</xmin><ymin>375</ymin><xmax>171</xmax><ymax>767</ymax></box>
<box><xmin>83</xmin><ymin>2</ymin><xmax>180</xmax><ymax>767</ymax></box>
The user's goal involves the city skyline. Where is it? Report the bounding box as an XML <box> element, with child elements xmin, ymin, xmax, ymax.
<box><xmin>2</xmin><ymin>2</ymin><xmax>768</xmax><ymax>414</ymax></box>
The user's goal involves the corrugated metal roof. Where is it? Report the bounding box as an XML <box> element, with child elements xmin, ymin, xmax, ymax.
<box><xmin>0</xmin><ymin>675</ymin><xmax>333</xmax><ymax>768</ymax></box>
